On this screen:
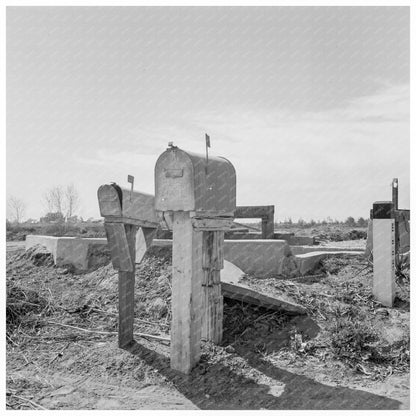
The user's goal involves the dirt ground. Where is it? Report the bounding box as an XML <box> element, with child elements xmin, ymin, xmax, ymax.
<box><xmin>6</xmin><ymin>243</ymin><xmax>409</xmax><ymax>410</ymax></box>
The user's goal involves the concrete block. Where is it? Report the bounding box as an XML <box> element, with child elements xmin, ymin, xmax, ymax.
<box><xmin>25</xmin><ymin>235</ymin><xmax>58</xmax><ymax>262</ymax></box>
<box><xmin>25</xmin><ymin>235</ymin><xmax>108</xmax><ymax>271</ymax></box>
<box><xmin>365</xmin><ymin>217</ymin><xmax>410</xmax><ymax>258</ymax></box>
<box><xmin>372</xmin><ymin>219</ymin><xmax>396</xmax><ymax>307</ymax></box>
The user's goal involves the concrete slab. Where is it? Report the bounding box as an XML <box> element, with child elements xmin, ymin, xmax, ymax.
<box><xmin>221</xmin><ymin>261</ymin><xmax>306</xmax><ymax>314</ymax></box>
<box><xmin>291</xmin><ymin>245</ymin><xmax>365</xmax><ymax>255</ymax></box>
<box><xmin>221</xmin><ymin>260</ymin><xmax>246</xmax><ymax>284</ymax></box>
<box><xmin>295</xmin><ymin>251</ymin><xmax>364</xmax><ymax>276</ymax></box>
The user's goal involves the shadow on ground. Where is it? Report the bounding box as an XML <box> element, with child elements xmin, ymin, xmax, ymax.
<box><xmin>126</xmin><ymin>338</ymin><xmax>401</xmax><ymax>410</ymax></box>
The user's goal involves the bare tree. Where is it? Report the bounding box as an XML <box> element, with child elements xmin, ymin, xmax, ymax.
<box><xmin>7</xmin><ymin>196</ymin><xmax>26</xmax><ymax>223</ymax></box>
<box><xmin>43</xmin><ymin>191</ymin><xmax>54</xmax><ymax>213</ymax></box>
<box><xmin>65</xmin><ymin>184</ymin><xmax>79</xmax><ymax>218</ymax></box>
<box><xmin>43</xmin><ymin>186</ymin><xmax>65</xmax><ymax>215</ymax></box>
<box><xmin>43</xmin><ymin>184</ymin><xmax>80</xmax><ymax>219</ymax></box>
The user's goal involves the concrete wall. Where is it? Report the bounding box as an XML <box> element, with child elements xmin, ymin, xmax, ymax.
<box><xmin>154</xmin><ymin>239</ymin><xmax>292</xmax><ymax>276</ymax></box>
<box><xmin>222</xmin><ymin>240</ymin><xmax>292</xmax><ymax>277</ymax></box>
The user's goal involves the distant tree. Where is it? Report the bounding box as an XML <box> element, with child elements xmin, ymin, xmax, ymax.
<box><xmin>345</xmin><ymin>216</ymin><xmax>356</xmax><ymax>227</ymax></box>
<box><xmin>43</xmin><ymin>186</ymin><xmax>65</xmax><ymax>215</ymax></box>
<box><xmin>297</xmin><ymin>218</ymin><xmax>305</xmax><ymax>227</ymax></box>
<box><xmin>7</xmin><ymin>196</ymin><xmax>26</xmax><ymax>223</ymax></box>
<box><xmin>43</xmin><ymin>184</ymin><xmax>80</xmax><ymax>219</ymax></box>
<box><xmin>310</xmin><ymin>219</ymin><xmax>317</xmax><ymax>227</ymax></box>
<box><xmin>40</xmin><ymin>212</ymin><xmax>65</xmax><ymax>223</ymax></box>
<box><xmin>65</xmin><ymin>184</ymin><xmax>79</xmax><ymax>218</ymax></box>
<box><xmin>356</xmin><ymin>217</ymin><xmax>367</xmax><ymax>227</ymax></box>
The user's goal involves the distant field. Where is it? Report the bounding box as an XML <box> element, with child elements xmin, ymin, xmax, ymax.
<box><xmin>6</xmin><ymin>222</ymin><xmax>368</xmax><ymax>243</ymax></box>
<box><xmin>6</xmin><ymin>223</ymin><xmax>106</xmax><ymax>242</ymax></box>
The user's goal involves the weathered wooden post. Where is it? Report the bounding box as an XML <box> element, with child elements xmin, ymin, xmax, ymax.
<box><xmin>98</xmin><ymin>183</ymin><xmax>159</xmax><ymax>347</ymax></box>
<box><xmin>392</xmin><ymin>178</ymin><xmax>398</xmax><ymax>211</ymax></box>
<box><xmin>372</xmin><ymin>201</ymin><xmax>396</xmax><ymax>307</ymax></box>
<box><xmin>155</xmin><ymin>145</ymin><xmax>236</xmax><ymax>373</ymax></box>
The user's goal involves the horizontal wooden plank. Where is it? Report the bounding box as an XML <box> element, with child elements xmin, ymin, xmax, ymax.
<box><xmin>104</xmin><ymin>216</ymin><xmax>159</xmax><ymax>228</ymax></box>
<box><xmin>192</xmin><ymin>217</ymin><xmax>234</xmax><ymax>231</ymax></box>
<box><xmin>235</xmin><ymin>205</ymin><xmax>274</xmax><ymax>219</ymax></box>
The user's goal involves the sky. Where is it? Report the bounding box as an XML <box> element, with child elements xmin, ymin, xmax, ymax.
<box><xmin>6</xmin><ymin>6</ymin><xmax>410</xmax><ymax>222</ymax></box>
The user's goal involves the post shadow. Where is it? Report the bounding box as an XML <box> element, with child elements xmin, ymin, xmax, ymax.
<box><xmin>124</xmin><ymin>337</ymin><xmax>401</xmax><ymax>410</ymax></box>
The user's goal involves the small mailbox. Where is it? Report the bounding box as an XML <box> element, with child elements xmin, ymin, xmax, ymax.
<box><xmin>154</xmin><ymin>147</ymin><xmax>236</xmax><ymax>215</ymax></box>
<box><xmin>97</xmin><ymin>183</ymin><xmax>158</xmax><ymax>227</ymax></box>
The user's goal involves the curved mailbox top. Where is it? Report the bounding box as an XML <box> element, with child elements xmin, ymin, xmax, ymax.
<box><xmin>97</xmin><ymin>183</ymin><xmax>158</xmax><ymax>226</ymax></box>
<box><xmin>155</xmin><ymin>147</ymin><xmax>236</xmax><ymax>215</ymax></box>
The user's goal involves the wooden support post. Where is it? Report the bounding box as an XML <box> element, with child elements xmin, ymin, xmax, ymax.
<box><xmin>118</xmin><ymin>224</ymin><xmax>138</xmax><ymax>348</ymax></box>
<box><xmin>201</xmin><ymin>231</ymin><xmax>224</xmax><ymax>344</ymax></box>
<box><xmin>392</xmin><ymin>178</ymin><xmax>398</xmax><ymax>211</ymax></box>
<box><xmin>392</xmin><ymin>178</ymin><xmax>399</xmax><ymax>255</ymax></box>
<box><xmin>372</xmin><ymin>202</ymin><xmax>396</xmax><ymax>307</ymax></box>
<box><xmin>262</xmin><ymin>217</ymin><xmax>274</xmax><ymax>239</ymax></box>
<box><xmin>171</xmin><ymin>212</ymin><xmax>203</xmax><ymax>373</ymax></box>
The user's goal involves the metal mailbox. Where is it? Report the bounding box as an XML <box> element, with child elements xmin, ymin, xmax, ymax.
<box><xmin>97</xmin><ymin>183</ymin><xmax>158</xmax><ymax>227</ymax></box>
<box><xmin>154</xmin><ymin>146</ymin><xmax>236</xmax><ymax>215</ymax></box>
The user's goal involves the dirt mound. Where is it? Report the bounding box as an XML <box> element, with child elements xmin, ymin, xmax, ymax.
<box><xmin>5</xmin><ymin>245</ymin><xmax>410</xmax><ymax>410</ymax></box>
<box><xmin>313</xmin><ymin>228</ymin><xmax>367</xmax><ymax>242</ymax></box>
<box><xmin>86</xmin><ymin>244</ymin><xmax>111</xmax><ymax>270</ymax></box>
<box><xmin>20</xmin><ymin>244</ymin><xmax>54</xmax><ymax>267</ymax></box>
<box><xmin>6</xmin><ymin>281</ymin><xmax>52</xmax><ymax>334</ymax></box>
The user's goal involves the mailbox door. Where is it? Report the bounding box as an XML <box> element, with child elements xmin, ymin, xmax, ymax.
<box><xmin>97</xmin><ymin>184</ymin><xmax>123</xmax><ymax>217</ymax></box>
<box><xmin>155</xmin><ymin>149</ymin><xmax>195</xmax><ymax>211</ymax></box>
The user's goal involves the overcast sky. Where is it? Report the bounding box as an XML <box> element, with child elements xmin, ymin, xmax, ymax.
<box><xmin>7</xmin><ymin>6</ymin><xmax>409</xmax><ymax>221</ymax></box>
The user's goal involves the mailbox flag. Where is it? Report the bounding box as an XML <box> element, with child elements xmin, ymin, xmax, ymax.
<box><xmin>205</xmin><ymin>134</ymin><xmax>210</xmax><ymax>148</ymax></box>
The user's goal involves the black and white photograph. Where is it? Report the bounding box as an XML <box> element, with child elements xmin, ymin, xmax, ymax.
<box><xmin>3</xmin><ymin>2</ymin><xmax>412</xmax><ymax>411</ymax></box>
